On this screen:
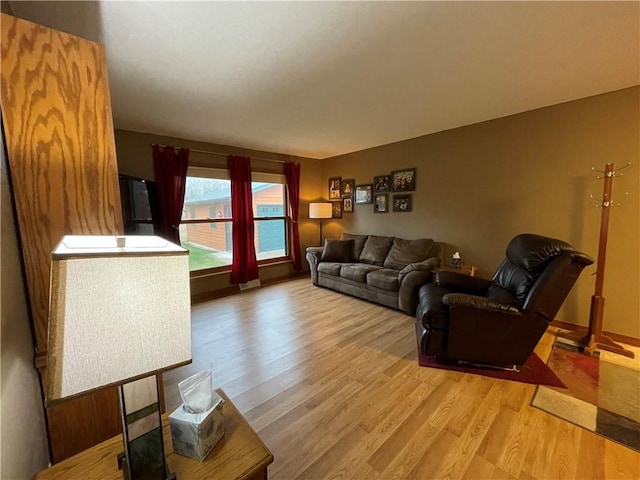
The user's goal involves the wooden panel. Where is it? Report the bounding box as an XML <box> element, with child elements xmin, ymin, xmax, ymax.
<box><xmin>1</xmin><ymin>13</ymin><xmax>123</xmax><ymax>462</ymax></box>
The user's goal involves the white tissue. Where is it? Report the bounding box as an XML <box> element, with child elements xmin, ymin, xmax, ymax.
<box><xmin>453</xmin><ymin>252</ymin><xmax>461</xmax><ymax>259</ymax></box>
<box><xmin>178</xmin><ymin>371</ymin><xmax>213</xmax><ymax>413</ymax></box>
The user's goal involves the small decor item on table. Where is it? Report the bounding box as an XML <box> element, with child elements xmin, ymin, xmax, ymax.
<box><xmin>451</xmin><ymin>251</ymin><xmax>462</xmax><ymax>268</ymax></box>
<box><xmin>328</xmin><ymin>177</ymin><xmax>342</xmax><ymax>199</ymax></box>
<box><xmin>169</xmin><ymin>371</ymin><xmax>225</xmax><ymax>462</ymax></box>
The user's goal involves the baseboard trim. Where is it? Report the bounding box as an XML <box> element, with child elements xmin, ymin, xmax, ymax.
<box><xmin>550</xmin><ymin>320</ymin><xmax>640</xmax><ymax>347</ymax></box>
<box><xmin>191</xmin><ymin>271</ymin><xmax>309</xmax><ymax>304</ymax></box>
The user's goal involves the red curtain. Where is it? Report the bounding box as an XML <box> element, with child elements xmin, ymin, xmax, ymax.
<box><xmin>152</xmin><ymin>145</ymin><xmax>189</xmax><ymax>244</ymax></box>
<box><xmin>228</xmin><ymin>155</ymin><xmax>259</xmax><ymax>284</ymax></box>
<box><xmin>284</xmin><ymin>162</ymin><xmax>302</xmax><ymax>270</ymax></box>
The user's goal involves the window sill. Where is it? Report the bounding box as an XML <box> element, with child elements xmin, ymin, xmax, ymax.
<box><xmin>189</xmin><ymin>256</ymin><xmax>292</xmax><ymax>279</ymax></box>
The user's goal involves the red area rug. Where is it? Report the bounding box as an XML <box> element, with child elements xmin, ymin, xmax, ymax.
<box><xmin>418</xmin><ymin>349</ymin><xmax>566</xmax><ymax>388</ymax></box>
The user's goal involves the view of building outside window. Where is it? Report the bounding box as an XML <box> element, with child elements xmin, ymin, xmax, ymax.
<box><xmin>180</xmin><ymin>176</ymin><xmax>287</xmax><ymax>272</ymax></box>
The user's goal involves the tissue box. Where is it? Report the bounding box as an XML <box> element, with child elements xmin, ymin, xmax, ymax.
<box><xmin>169</xmin><ymin>394</ymin><xmax>224</xmax><ymax>462</ymax></box>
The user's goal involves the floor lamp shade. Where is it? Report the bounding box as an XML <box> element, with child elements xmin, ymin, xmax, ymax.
<box><xmin>309</xmin><ymin>203</ymin><xmax>332</xmax><ymax>246</ymax></box>
<box><xmin>309</xmin><ymin>202</ymin><xmax>332</xmax><ymax>219</ymax></box>
<box><xmin>46</xmin><ymin>235</ymin><xmax>192</xmax><ymax>404</ymax></box>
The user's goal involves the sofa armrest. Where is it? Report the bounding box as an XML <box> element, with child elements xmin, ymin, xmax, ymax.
<box><xmin>305</xmin><ymin>247</ymin><xmax>323</xmax><ymax>285</ymax></box>
<box><xmin>306</xmin><ymin>246</ymin><xmax>323</xmax><ymax>257</ymax></box>
<box><xmin>435</xmin><ymin>271</ymin><xmax>492</xmax><ymax>295</ymax></box>
<box><xmin>399</xmin><ymin>256</ymin><xmax>441</xmax><ymax>275</ymax></box>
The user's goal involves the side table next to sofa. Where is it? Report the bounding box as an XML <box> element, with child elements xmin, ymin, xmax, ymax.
<box><xmin>434</xmin><ymin>264</ymin><xmax>477</xmax><ymax>277</ymax></box>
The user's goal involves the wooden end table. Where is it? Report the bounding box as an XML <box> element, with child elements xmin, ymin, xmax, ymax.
<box><xmin>434</xmin><ymin>264</ymin><xmax>477</xmax><ymax>277</ymax></box>
<box><xmin>33</xmin><ymin>389</ymin><xmax>273</xmax><ymax>480</ymax></box>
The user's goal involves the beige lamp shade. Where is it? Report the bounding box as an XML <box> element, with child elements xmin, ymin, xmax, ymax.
<box><xmin>309</xmin><ymin>202</ymin><xmax>332</xmax><ymax>219</ymax></box>
<box><xmin>46</xmin><ymin>235</ymin><xmax>192</xmax><ymax>404</ymax></box>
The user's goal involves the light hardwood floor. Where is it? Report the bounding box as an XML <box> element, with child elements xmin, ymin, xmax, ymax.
<box><xmin>163</xmin><ymin>278</ymin><xmax>640</xmax><ymax>480</ymax></box>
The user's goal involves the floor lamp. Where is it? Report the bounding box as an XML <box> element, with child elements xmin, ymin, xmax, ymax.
<box><xmin>309</xmin><ymin>202</ymin><xmax>333</xmax><ymax>246</ymax></box>
<box><xmin>46</xmin><ymin>235</ymin><xmax>192</xmax><ymax>480</ymax></box>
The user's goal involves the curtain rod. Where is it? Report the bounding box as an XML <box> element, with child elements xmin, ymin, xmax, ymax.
<box><xmin>150</xmin><ymin>144</ymin><xmax>288</xmax><ymax>164</ymax></box>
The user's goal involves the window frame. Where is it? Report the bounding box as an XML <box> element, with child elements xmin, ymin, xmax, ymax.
<box><xmin>180</xmin><ymin>166</ymin><xmax>292</xmax><ymax>276</ymax></box>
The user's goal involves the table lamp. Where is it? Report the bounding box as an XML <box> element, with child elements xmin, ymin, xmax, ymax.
<box><xmin>46</xmin><ymin>235</ymin><xmax>192</xmax><ymax>480</ymax></box>
<box><xmin>309</xmin><ymin>202</ymin><xmax>332</xmax><ymax>245</ymax></box>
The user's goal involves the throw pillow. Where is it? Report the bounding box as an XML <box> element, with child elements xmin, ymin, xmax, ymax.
<box><xmin>359</xmin><ymin>235</ymin><xmax>394</xmax><ymax>266</ymax></box>
<box><xmin>383</xmin><ymin>238</ymin><xmax>434</xmax><ymax>270</ymax></box>
<box><xmin>320</xmin><ymin>239</ymin><xmax>354</xmax><ymax>263</ymax></box>
<box><xmin>340</xmin><ymin>232</ymin><xmax>368</xmax><ymax>260</ymax></box>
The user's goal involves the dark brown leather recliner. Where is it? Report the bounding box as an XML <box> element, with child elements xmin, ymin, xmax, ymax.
<box><xmin>416</xmin><ymin>233</ymin><xmax>594</xmax><ymax>366</ymax></box>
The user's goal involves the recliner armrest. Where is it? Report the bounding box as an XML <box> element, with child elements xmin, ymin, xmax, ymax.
<box><xmin>435</xmin><ymin>271</ymin><xmax>492</xmax><ymax>295</ymax></box>
<box><xmin>443</xmin><ymin>293</ymin><xmax>520</xmax><ymax>314</ymax></box>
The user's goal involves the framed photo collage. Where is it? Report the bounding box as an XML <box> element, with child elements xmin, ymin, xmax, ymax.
<box><xmin>327</xmin><ymin>168</ymin><xmax>415</xmax><ymax>217</ymax></box>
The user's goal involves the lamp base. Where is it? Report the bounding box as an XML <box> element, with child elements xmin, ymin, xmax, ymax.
<box><xmin>118</xmin><ymin>378</ymin><xmax>176</xmax><ymax>480</ymax></box>
<box><xmin>118</xmin><ymin>452</ymin><xmax>176</xmax><ymax>480</ymax></box>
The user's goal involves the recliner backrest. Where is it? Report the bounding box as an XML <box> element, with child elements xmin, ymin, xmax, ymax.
<box><xmin>489</xmin><ymin>234</ymin><xmax>593</xmax><ymax>316</ymax></box>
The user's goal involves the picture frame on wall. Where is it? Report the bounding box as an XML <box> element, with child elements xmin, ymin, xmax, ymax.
<box><xmin>393</xmin><ymin>194</ymin><xmax>412</xmax><ymax>212</ymax></box>
<box><xmin>332</xmin><ymin>200</ymin><xmax>343</xmax><ymax>218</ymax></box>
<box><xmin>343</xmin><ymin>197</ymin><xmax>353</xmax><ymax>213</ymax></box>
<box><xmin>342</xmin><ymin>179</ymin><xmax>355</xmax><ymax>197</ymax></box>
<box><xmin>329</xmin><ymin>177</ymin><xmax>342</xmax><ymax>199</ymax></box>
<box><xmin>374</xmin><ymin>194</ymin><xmax>388</xmax><ymax>213</ymax></box>
<box><xmin>354</xmin><ymin>184</ymin><xmax>373</xmax><ymax>204</ymax></box>
<box><xmin>391</xmin><ymin>168</ymin><xmax>416</xmax><ymax>192</ymax></box>
<box><xmin>374</xmin><ymin>175</ymin><xmax>390</xmax><ymax>192</ymax></box>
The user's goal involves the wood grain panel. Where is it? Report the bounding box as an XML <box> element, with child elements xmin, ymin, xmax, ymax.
<box><xmin>1</xmin><ymin>13</ymin><xmax>123</xmax><ymax>462</ymax></box>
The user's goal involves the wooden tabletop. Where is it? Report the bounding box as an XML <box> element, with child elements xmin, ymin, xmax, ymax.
<box><xmin>33</xmin><ymin>389</ymin><xmax>274</xmax><ymax>480</ymax></box>
<box><xmin>434</xmin><ymin>264</ymin><xmax>477</xmax><ymax>277</ymax></box>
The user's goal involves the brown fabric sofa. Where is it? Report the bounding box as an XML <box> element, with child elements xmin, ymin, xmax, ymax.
<box><xmin>305</xmin><ymin>233</ymin><xmax>441</xmax><ymax>314</ymax></box>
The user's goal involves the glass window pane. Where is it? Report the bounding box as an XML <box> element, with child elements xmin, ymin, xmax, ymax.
<box><xmin>252</xmin><ymin>182</ymin><xmax>284</xmax><ymax>217</ymax></box>
<box><xmin>255</xmin><ymin>219</ymin><xmax>285</xmax><ymax>260</ymax></box>
<box><xmin>179</xmin><ymin>222</ymin><xmax>233</xmax><ymax>271</ymax></box>
<box><xmin>182</xmin><ymin>177</ymin><xmax>231</xmax><ymax>220</ymax></box>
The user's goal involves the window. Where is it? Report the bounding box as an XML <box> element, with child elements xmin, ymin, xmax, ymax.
<box><xmin>209</xmin><ymin>207</ymin><xmax>217</xmax><ymax>229</ymax></box>
<box><xmin>180</xmin><ymin>167</ymin><xmax>289</xmax><ymax>273</ymax></box>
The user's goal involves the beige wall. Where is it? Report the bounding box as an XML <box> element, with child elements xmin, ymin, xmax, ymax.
<box><xmin>114</xmin><ymin>130</ymin><xmax>323</xmax><ymax>299</ymax></box>
<box><xmin>1</xmin><ymin>131</ymin><xmax>50</xmax><ymax>478</ymax></box>
<box><xmin>321</xmin><ymin>87</ymin><xmax>639</xmax><ymax>338</ymax></box>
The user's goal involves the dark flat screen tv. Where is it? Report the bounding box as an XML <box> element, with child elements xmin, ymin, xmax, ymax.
<box><xmin>118</xmin><ymin>174</ymin><xmax>159</xmax><ymax>235</ymax></box>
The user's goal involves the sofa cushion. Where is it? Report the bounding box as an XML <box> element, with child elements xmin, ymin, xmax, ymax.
<box><xmin>320</xmin><ymin>239</ymin><xmax>354</xmax><ymax>263</ymax></box>
<box><xmin>383</xmin><ymin>238</ymin><xmax>434</xmax><ymax>270</ymax></box>
<box><xmin>317</xmin><ymin>262</ymin><xmax>343</xmax><ymax>276</ymax></box>
<box><xmin>340</xmin><ymin>232</ymin><xmax>368</xmax><ymax>260</ymax></box>
<box><xmin>341</xmin><ymin>264</ymin><xmax>382</xmax><ymax>283</ymax></box>
<box><xmin>359</xmin><ymin>235</ymin><xmax>394</xmax><ymax>266</ymax></box>
<box><xmin>367</xmin><ymin>269</ymin><xmax>400</xmax><ymax>292</ymax></box>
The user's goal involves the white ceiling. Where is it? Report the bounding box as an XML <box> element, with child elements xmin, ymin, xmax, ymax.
<box><xmin>9</xmin><ymin>1</ymin><xmax>640</xmax><ymax>159</ymax></box>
